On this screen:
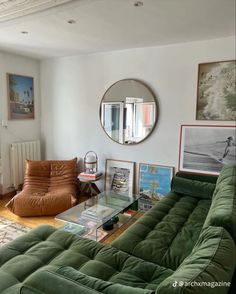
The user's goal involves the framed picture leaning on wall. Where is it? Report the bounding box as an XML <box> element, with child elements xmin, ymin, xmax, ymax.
<box><xmin>196</xmin><ymin>60</ymin><xmax>236</xmax><ymax>121</ymax></box>
<box><xmin>7</xmin><ymin>73</ymin><xmax>35</xmax><ymax>120</ymax></box>
<box><xmin>178</xmin><ymin>125</ymin><xmax>236</xmax><ymax>175</ymax></box>
<box><xmin>105</xmin><ymin>159</ymin><xmax>135</xmax><ymax>195</ymax></box>
<box><xmin>138</xmin><ymin>163</ymin><xmax>174</xmax><ymax>201</ymax></box>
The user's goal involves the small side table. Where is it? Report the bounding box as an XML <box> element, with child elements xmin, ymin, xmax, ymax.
<box><xmin>79</xmin><ymin>175</ymin><xmax>102</xmax><ymax>197</ymax></box>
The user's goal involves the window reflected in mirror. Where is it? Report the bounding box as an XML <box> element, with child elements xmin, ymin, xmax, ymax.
<box><xmin>100</xmin><ymin>80</ymin><xmax>158</xmax><ymax>145</ymax></box>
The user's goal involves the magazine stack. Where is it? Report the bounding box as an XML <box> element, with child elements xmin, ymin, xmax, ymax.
<box><xmin>78</xmin><ymin>172</ymin><xmax>103</xmax><ymax>181</ymax></box>
<box><xmin>81</xmin><ymin>204</ymin><xmax>115</xmax><ymax>224</ymax></box>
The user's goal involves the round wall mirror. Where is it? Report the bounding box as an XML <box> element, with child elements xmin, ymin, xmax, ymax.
<box><xmin>100</xmin><ymin>79</ymin><xmax>158</xmax><ymax>145</ymax></box>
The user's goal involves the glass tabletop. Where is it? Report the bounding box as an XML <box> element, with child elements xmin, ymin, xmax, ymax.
<box><xmin>55</xmin><ymin>190</ymin><xmax>141</xmax><ymax>231</ymax></box>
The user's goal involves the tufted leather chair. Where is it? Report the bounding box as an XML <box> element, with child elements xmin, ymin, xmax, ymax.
<box><xmin>6</xmin><ymin>158</ymin><xmax>78</xmax><ymax>216</ymax></box>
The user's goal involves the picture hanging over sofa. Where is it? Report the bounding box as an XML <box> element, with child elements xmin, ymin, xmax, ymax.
<box><xmin>179</xmin><ymin>125</ymin><xmax>236</xmax><ymax>175</ymax></box>
<box><xmin>196</xmin><ymin>60</ymin><xmax>236</xmax><ymax>121</ymax></box>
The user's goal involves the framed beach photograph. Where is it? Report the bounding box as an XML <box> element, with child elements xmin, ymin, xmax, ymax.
<box><xmin>105</xmin><ymin>159</ymin><xmax>135</xmax><ymax>195</ymax></box>
<box><xmin>179</xmin><ymin>125</ymin><xmax>236</xmax><ymax>175</ymax></box>
<box><xmin>196</xmin><ymin>60</ymin><xmax>236</xmax><ymax>121</ymax></box>
<box><xmin>7</xmin><ymin>73</ymin><xmax>35</xmax><ymax>120</ymax></box>
<box><xmin>138</xmin><ymin>163</ymin><xmax>174</xmax><ymax>200</ymax></box>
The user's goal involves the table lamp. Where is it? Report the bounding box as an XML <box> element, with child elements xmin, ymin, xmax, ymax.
<box><xmin>84</xmin><ymin>151</ymin><xmax>98</xmax><ymax>174</ymax></box>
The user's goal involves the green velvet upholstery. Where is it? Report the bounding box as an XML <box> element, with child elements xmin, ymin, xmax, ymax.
<box><xmin>0</xmin><ymin>225</ymin><xmax>173</xmax><ymax>294</ymax></box>
<box><xmin>0</xmin><ymin>166</ymin><xmax>235</xmax><ymax>294</ymax></box>
<box><xmin>171</xmin><ymin>176</ymin><xmax>216</xmax><ymax>199</ymax></box>
<box><xmin>112</xmin><ymin>192</ymin><xmax>212</xmax><ymax>269</ymax></box>
<box><xmin>203</xmin><ymin>166</ymin><xmax>236</xmax><ymax>242</ymax></box>
<box><xmin>156</xmin><ymin>226</ymin><xmax>236</xmax><ymax>294</ymax></box>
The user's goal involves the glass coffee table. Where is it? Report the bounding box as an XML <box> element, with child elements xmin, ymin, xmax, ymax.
<box><xmin>55</xmin><ymin>190</ymin><xmax>141</xmax><ymax>241</ymax></box>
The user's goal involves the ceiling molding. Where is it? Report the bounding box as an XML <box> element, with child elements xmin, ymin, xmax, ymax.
<box><xmin>0</xmin><ymin>0</ymin><xmax>74</xmax><ymax>22</ymax></box>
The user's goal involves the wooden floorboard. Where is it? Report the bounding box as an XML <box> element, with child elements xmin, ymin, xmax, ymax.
<box><xmin>0</xmin><ymin>197</ymin><xmax>62</xmax><ymax>229</ymax></box>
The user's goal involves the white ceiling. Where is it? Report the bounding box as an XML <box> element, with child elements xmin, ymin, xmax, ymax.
<box><xmin>0</xmin><ymin>0</ymin><xmax>235</xmax><ymax>60</ymax></box>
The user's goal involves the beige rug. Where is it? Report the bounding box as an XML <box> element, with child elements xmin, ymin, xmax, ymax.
<box><xmin>0</xmin><ymin>216</ymin><xmax>31</xmax><ymax>246</ymax></box>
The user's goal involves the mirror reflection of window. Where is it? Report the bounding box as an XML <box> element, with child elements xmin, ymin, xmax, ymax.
<box><xmin>135</xmin><ymin>102</ymin><xmax>155</xmax><ymax>139</ymax></box>
<box><xmin>101</xmin><ymin>102</ymin><xmax>124</xmax><ymax>143</ymax></box>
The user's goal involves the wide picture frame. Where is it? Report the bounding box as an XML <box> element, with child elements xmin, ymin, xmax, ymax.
<box><xmin>179</xmin><ymin>125</ymin><xmax>236</xmax><ymax>175</ymax></box>
<box><xmin>196</xmin><ymin>60</ymin><xmax>236</xmax><ymax>121</ymax></box>
<box><xmin>7</xmin><ymin>73</ymin><xmax>35</xmax><ymax>120</ymax></box>
<box><xmin>105</xmin><ymin>159</ymin><xmax>135</xmax><ymax>195</ymax></box>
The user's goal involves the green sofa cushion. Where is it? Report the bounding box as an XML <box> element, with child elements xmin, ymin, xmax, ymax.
<box><xmin>203</xmin><ymin>166</ymin><xmax>236</xmax><ymax>242</ymax></box>
<box><xmin>0</xmin><ymin>225</ymin><xmax>173</xmax><ymax>293</ymax></box>
<box><xmin>112</xmin><ymin>192</ymin><xmax>211</xmax><ymax>270</ymax></box>
<box><xmin>55</xmin><ymin>266</ymin><xmax>154</xmax><ymax>294</ymax></box>
<box><xmin>171</xmin><ymin>176</ymin><xmax>216</xmax><ymax>199</ymax></box>
<box><xmin>156</xmin><ymin>226</ymin><xmax>236</xmax><ymax>294</ymax></box>
<box><xmin>21</xmin><ymin>269</ymin><xmax>102</xmax><ymax>294</ymax></box>
<box><xmin>175</xmin><ymin>172</ymin><xmax>218</xmax><ymax>184</ymax></box>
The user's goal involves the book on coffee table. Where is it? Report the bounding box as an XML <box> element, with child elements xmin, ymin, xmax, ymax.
<box><xmin>81</xmin><ymin>204</ymin><xmax>115</xmax><ymax>222</ymax></box>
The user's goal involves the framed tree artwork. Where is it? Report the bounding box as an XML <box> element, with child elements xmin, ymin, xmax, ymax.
<box><xmin>196</xmin><ymin>60</ymin><xmax>236</xmax><ymax>121</ymax></box>
<box><xmin>179</xmin><ymin>125</ymin><xmax>236</xmax><ymax>175</ymax></box>
<box><xmin>7</xmin><ymin>73</ymin><xmax>35</xmax><ymax>120</ymax></box>
<box><xmin>105</xmin><ymin>159</ymin><xmax>135</xmax><ymax>195</ymax></box>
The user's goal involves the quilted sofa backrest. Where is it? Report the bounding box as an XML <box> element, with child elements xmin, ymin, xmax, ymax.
<box><xmin>24</xmin><ymin>160</ymin><xmax>50</xmax><ymax>189</ymax></box>
<box><xmin>50</xmin><ymin>159</ymin><xmax>78</xmax><ymax>187</ymax></box>
<box><xmin>203</xmin><ymin>166</ymin><xmax>236</xmax><ymax>242</ymax></box>
<box><xmin>23</xmin><ymin>158</ymin><xmax>78</xmax><ymax>189</ymax></box>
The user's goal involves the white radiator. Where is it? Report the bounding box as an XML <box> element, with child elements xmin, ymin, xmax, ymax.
<box><xmin>10</xmin><ymin>140</ymin><xmax>41</xmax><ymax>189</ymax></box>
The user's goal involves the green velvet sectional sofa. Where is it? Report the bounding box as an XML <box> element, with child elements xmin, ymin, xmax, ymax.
<box><xmin>0</xmin><ymin>166</ymin><xmax>235</xmax><ymax>294</ymax></box>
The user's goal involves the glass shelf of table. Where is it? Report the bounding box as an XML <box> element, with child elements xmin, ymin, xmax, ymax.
<box><xmin>55</xmin><ymin>190</ymin><xmax>141</xmax><ymax>241</ymax></box>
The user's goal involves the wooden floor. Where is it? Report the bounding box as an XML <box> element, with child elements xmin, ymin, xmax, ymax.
<box><xmin>0</xmin><ymin>197</ymin><xmax>62</xmax><ymax>229</ymax></box>
<box><xmin>0</xmin><ymin>196</ymin><xmax>142</xmax><ymax>244</ymax></box>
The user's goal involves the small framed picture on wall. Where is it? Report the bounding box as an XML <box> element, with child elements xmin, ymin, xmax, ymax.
<box><xmin>196</xmin><ymin>60</ymin><xmax>236</xmax><ymax>121</ymax></box>
<box><xmin>7</xmin><ymin>73</ymin><xmax>35</xmax><ymax>120</ymax></box>
<box><xmin>179</xmin><ymin>125</ymin><xmax>236</xmax><ymax>175</ymax></box>
<box><xmin>105</xmin><ymin>159</ymin><xmax>135</xmax><ymax>195</ymax></box>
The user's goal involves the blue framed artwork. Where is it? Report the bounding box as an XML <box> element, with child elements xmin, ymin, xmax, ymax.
<box><xmin>7</xmin><ymin>73</ymin><xmax>34</xmax><ymax>120</ymax></box>
<box><xmin>138</xmin><ymin>163</ymin><xmax>174</xmax><ymax>201</ymax></box>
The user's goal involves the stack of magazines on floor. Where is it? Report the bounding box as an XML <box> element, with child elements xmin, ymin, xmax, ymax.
<box><xmin>78</xmin><ymin>172</ymin><xmax>103</xmax><ymax>181</ymax></box>
<box><xmin>81</xmin><ymin>204</ymin><xmax>116</xmax><ymax>224</ymax></box>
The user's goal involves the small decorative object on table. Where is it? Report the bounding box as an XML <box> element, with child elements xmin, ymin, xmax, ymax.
<box><xmin>79</xmin><ymin>151</ymin><xmax>102</xmax><ymax>197</ymax></box>
<box><xmin>84</xmin><ymin>151</ymin><xmax>98</xmax><ymax>174</ymax></box>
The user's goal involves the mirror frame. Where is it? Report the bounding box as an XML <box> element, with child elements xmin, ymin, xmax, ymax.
<box><xmin>99</xmin><ymin>79</ymin><xmax>158</xmax><ymax>145</ymax></box>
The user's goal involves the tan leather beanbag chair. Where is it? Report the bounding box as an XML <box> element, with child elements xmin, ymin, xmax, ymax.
<box><xmin>6</xmin><ymin>158</ymin><xmax>78</xmax><ymax>216</ymax></box>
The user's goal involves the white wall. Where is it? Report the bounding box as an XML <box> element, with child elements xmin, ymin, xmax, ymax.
<box><xmin>0</xmin><ymin>51</ymin><xmax>40</xmax><ymax>194</ymax></box>
<box><xmin>40</xmin><ymin>36</ymin><xmax>235</xmax><ymax>191</ymax></box>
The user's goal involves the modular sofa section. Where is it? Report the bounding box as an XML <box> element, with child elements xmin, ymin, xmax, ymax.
<box><xmin>112</xmin><ymin>191</ymin><xmax>211</xmax><ymax>270</ymax></box>
<box><xmin>0</xmin><ymin>225</ymin><xmax>173</xmax><ymax>294</ymax></box>
<box><xmin>203</xmin><ymin>166</ymin><xmax>236</xmax><ymax>242</ymax></box>
<box><xmin>156</xmin><ymin>226</ymin><xmax>235</xmax><ymax>294</ymax></box>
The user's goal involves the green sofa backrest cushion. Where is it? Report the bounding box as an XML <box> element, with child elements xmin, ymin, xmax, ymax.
<box><xmin>156</xmin><ymin>226</ymin><xmax>236</xmax><ymax>294</ymax></box>
<box><xmin>171</xmin><ymin>176</ymin><xmax>216</xmax><ymax>199</ymax></box>
<box><xmin>203</xmin><ymin>166</ymin><xmax>236</xmax><ymax>242</ymax></box>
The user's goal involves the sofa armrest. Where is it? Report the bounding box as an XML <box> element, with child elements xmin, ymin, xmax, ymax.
<box><xmin>155</xmin><ymin>226</ymin><xmax>235</xmax><ymax>294</ymax></box>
